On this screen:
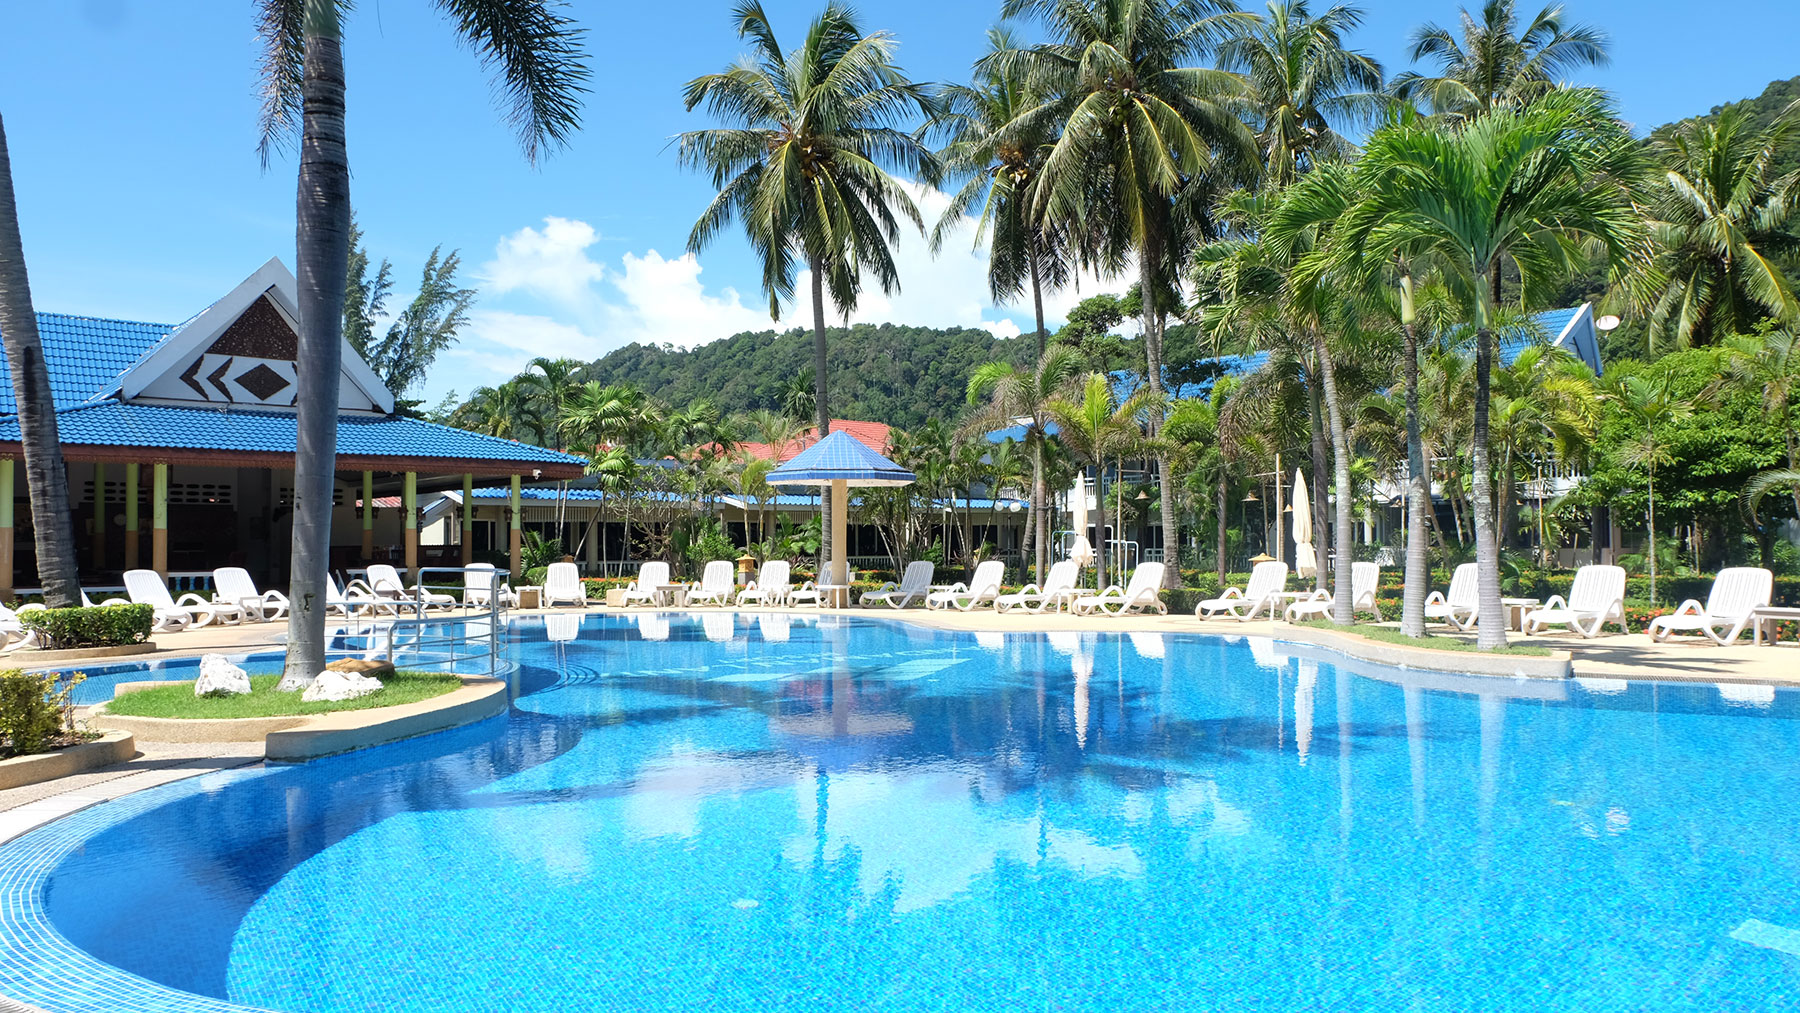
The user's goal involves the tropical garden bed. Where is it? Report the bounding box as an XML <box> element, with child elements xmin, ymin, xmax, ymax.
<box><xmin>105</xmin><ymin>672</ymin><xmax>462</xmax><ymax>720</ymax></box>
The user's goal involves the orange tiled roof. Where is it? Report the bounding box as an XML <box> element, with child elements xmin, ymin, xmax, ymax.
<box><xmin>738</xmin><ymin>420</ymin><xmax>891</xmax><ymax>463</ymax></box>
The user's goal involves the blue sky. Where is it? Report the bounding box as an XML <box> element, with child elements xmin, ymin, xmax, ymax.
<box><xmin>2</xmin><ymin>0</ymin><xmax>1797</xmax><ymax>405</ymax></box>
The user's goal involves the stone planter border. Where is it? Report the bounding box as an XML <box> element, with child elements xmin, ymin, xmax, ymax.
<box><xmin>90</xmin><ymin>677</ymin><xmax>508</xmax><ymax>762</ymax></box>
<box><xmin>1273</xmin><ymin>623</ymin><xmax>1573</xmax><ymax>680</ymax></box>
<box><xmin>9</xmin><ymin>643</ymin><xmax>157</xmax><ymax>669</ymax></box>
<box><xmin>0</xmin><ymin>730</ymin><xmax>136</xmax><ymax>791</ymax></box>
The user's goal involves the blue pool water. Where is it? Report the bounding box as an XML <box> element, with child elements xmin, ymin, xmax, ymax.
<box><xmin>3</xmin><ymin>613</ymin><xmax>1799</xmax><ymax>1012</ymax></box>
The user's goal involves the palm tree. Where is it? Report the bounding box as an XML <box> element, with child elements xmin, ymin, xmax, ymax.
<box><xmin>587</xmin><ymin>446</ymin><xmax>637</xmax><ymax>575</ymax></box>
<box><xmin>256</xmin><ymin>0</ymin><xmax>587</xmax><ymax>689</ymax></box>
<box><xmin>0</xmin><ymin>115</ymin><xmax>80</xmax><ymax>607</ymax></box>
<box><xmin>965</xmin><ymin>345</ymin><xmax>1085</xmax><ymax>579</ymax></box>
<box><xmin>679</xmin><ymin>1</ymin><xmax>938</xmax><ymax>576</ymax></box>
<box><xmin>1336</xmin><ymin>90</ymin><xmax>1639</xmax><ymax>648</ymax></box>
<box><xmin>523</xmin><ymin>357</ymin><xmax>588</xmax><ymax>449</ymax></box>
<box><xmin>1391</xmin><ymin>0</ymin><xmax>1610</xmax><ymax>122</ymax></box>
<box><xmin>1217</xmin><ymin>1</ymin><xmax>1386</xmax><ymax>186</ymax></box>
<box><xmin>1002</xmin><ymin>0</ymin><xmax>1256</xmax><ymax>588</ymax></box>
<box><xmin>1603</xmin><ymin>369</ymin><xmax>1695</xmax><ymax>607</ymax></box>
<box><xmin>1625</xmin><ymin>108</ymin><xmax>1800</xmax><ymax>349</ymax></box>
<box><xmin>1045</xmin><ymin>372</ymin><xmax>1152</xmax><ymax>589</ymax></box>
<box><xmin>454</xmin><ymin>379</ymin><xmax>536</xmax><ymax>441</ymax></box>
<box><xmin>933</xmin><ymin>27</ymin><xmax>1071</xmax><ymax>358</ymax></box>
<box><xmin>1165</xmin><ymin>387</ymin><xmax>1230</xmax><ymax>586</ymax></box>
<box><xmin>1723</xmin><ymin>329</ymin><xmax>1800</xmax><ymax>519</ymax></box>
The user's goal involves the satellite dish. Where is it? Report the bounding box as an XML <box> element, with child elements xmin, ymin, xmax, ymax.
<box><xmin>1596</xmin><ymin>314</ymin><xmax>1622</xmax><ymax>332</ymax></box>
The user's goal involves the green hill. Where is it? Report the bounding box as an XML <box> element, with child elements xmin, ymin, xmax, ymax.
<box><xmin>1646</xmin><ymin>74</ymin><xmax>1800</xmax><ymax>178</ymax></box>
<box><xmin>582</xmin><ymin>323</ymin><xmax>1034</xmax><ymax>430</ymax></box>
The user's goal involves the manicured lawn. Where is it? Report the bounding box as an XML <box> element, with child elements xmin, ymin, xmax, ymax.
<box><xmin>1295</xmin><ymin>620</ymin><xmax>1553</xmax><ymax>656</ymax></box>
<box><xmin>104</xmin><ymin>671</ymin><xmax>463</xmax><ymax>719</ymax></box>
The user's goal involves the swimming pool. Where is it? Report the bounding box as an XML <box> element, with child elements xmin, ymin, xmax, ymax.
<box><xmin>2</xmin><ymin>612</ymin><xmax>1796</xmax><ymax>1011</ymax></box>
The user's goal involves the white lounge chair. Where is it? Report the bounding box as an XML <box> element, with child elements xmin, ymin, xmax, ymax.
<box><xmin>787</xmin><ymin>579</ymin><xmax>823</xmax><ymax>607</ymax></box>
<box><xmin>1286</xmin><ymin>562</ymin><xmax>1383</xmax><ymax>622</ymax></box>
<box><xmin>927</xmin><ymin>560</ymin><xmax>1006</xmax><ymax>611</ymax></box>
<box><xmin>366</xmin><ymin>564</ymin><xmax>456</xmax><ymax>610</ymax></box>
<box><xmin>1647</xmin><ymin>567</ymin><xmax>1772</xmax><ymax>646</ymax></box>
<box><xmin>995</xmin><ymin>560</ymin><xmax>1080</xmax><ymax>614</ymax></box>
<box><xmin>737</xmin><ymin>560</ymin><xmax>791</xmax><ymax>606</ymax></box>
<box><xmin>125</xmin><ymin>569</ymin><xmax>240</xmax><ymax>631</ymax></box>
<box><xmin>462</xmin><ymin>563</ymin><xmax>519</xmax><ymax>608</ymax></box>
<box><xmin>543</xmin><ymin>562</ymin><xmax>589</xmax><ymax>608</ymax></box>
<box><xmin>687</xmin><ymin>561</ymin><xmax>736</xmax><ymax>607</ymax></box>
<box><xmin>1073</xmin><ymin>563</ymin><xmax>1167</xmax><ymax>616</ymax></box>
<box><xmin>1197</xmin><ymin>561</ymin><xmax>1288</xmax><ymax>620</ymax></box>
<box><xmin>211</xmin><ymin>567</ymin><xmax>290</xmax><ymax>621</ymax></box>
<box><xmin>1523</xmin><ymin>564</ymin><xmax>1628</xmax><ymax>638</ymax></box>
<box><xmin>861</xmin><ymin>561</ymin><xmax>935</xmax><ymax>609</ymax></box>
<box><xmin>0</xmin><ymin>603</ymin><xmax>44</xmax><ymax>651</ymax></box>
<box><xmin>619</xmin><ymin>561</ymin><xmax>670</xmax><ymax>607</ymax></box>
<box><xmin>327</xmin><ymin>576</ymin><xmax>399</xmax><ymax>617</ymax></box>
<box><xmin>1423</xmin><ymin>563</ymin><xmax>1480</xmax><ymax>631</ymax></box>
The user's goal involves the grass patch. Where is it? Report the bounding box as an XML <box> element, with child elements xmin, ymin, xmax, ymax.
<box><xmin>104</xmin><ymin>671</ymin><xmax>463</xmax><ymax>719</ymax></box>
<box><xmin>1294</xmin><ymin>620</ymin><xmax>1553</xmax><ymax>657</ymax></box>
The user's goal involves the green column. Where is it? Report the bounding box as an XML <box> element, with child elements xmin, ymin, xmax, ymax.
<box><xmin>92</xmin><ymin>462</ymin><xmax>106</xmax><ymax>568</ymax></box>
<box><xmin>152</xmin><ymin>462</ymin><xmax>169</xmax><ymax>576</ymax></box>
<box><xmin>361</xmin><ymin>470</ymin><xmax>374</xmax><ymax>559</ymax></box>
<box><xmin>124</xmin><ymin>463</ymin><xmax>139</xmax><ymax>567</ymax></box>
<box><xmin>403</xmin><ymin>471</ymin><xmax>419</xmax><ymax>574</ymax></box>
<box><xmin>461</xmin><ymin>473</ymin><xmax>474</xmax><ymax>563</ymax></box>
<box><xmin>0</xmin><ymin>459</ymin><xmax>14</xmax><ymax>597</ymax></box>
<box><xmin>509</xmin><ymin>474</ymin><xmax>523</xmax><ymax>578</ymax></box>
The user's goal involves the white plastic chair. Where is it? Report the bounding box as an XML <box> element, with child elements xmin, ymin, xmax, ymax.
<box><xmin>543</xmin><ymin>562</ymin><xmax>589</xmax><ymax>608</ymax></box>
<box><xmin>211</xmin><ymin>567</ymin><xmax>290</xmax><ymax>622</ymax></box>
<box><xmin>1523</xmin><ymin>564</ymin><xmax>1628</xmax><ymax>638</ymax></box>
<box><xmin>687</xmin><ymin>561</ymin><xmax>736</xmax><ymax>607</ymax></box>
<box><xmin>125</xmin><ymin>569</ymin><xmax>239</xmax><ymax>630</ymax></box>
<box><xmin>995</xmin><ymin>560</ymin><xmax>1079</xmax><ymax>614</ymax></box>
<box><xmin>366</xmin><ymin>564</ymin><xmax>455</xmax><ymax>610</ymax></box>
<box><xmin>736</xmin><ymin>560</ymin><xmax>790</xmax><ymax>606</ymax></box>
<box><xmin>0</xmin><ymin>603</ymin><xmax>44</xmax><ymax>651</ymax></box>
<box><xmin>1286</xmin><ymin>562</ymin><xmax>1383</xmax><ymax>622</ymax></box>
<box><xmin>1198</xmin><ymin>561</ymin><xmax>1288</xmax><ymax>620</ymax></box>
<box><xmin>1647</xmin><ymin>567</ymin><xmax>1772</xmax><ymax>646</ymax></box>
<box><xmin>1073</xmin><ymin>563</ymin><xmax>1167</xmax><ymax>616</ymax></box>
<box><xmin>1423</xmin><ymin>563</ymin><xmax>1480</xmax><ymax>630</ymax></box>
<box><xmin>463</xmin><ymin>563</ymin><xmax>520</xmax><ymax>608</ymax></box>
<box><xmin>926</xmin><ymin>560</ymin><xmax>1006</xmax><ymax>611</ymax></box>
<box><xmin>861</xmin><ymin>561</ymin><xmax>935</xmax><ymax>609</ymax></box>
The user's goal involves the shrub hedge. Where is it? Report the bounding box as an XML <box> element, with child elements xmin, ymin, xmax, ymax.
<box><xmin>18</xmin><ymin>604</ymin><xmax>155</xmax><ymax>649</ymax></box>
<box><xmin>0</xmin><ymin>669</ymin><xmax>86</xmax><ymax>758</ymax></box>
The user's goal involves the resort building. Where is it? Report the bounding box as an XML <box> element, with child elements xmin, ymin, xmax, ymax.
<box><xmin>0</xmin><ymin>259</ymin><xmax>585</xmax><ymax>596</ymax></box>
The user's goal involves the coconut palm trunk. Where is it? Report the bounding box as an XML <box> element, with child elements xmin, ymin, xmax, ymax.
<box><xmin>278</xmin><ymin>9</ymin><xmax>351</xmax><ymax>689</ymax></box>
<box><xmin>1215</xmin><ymin>470</ymin><xmax>1228</xmax><ymax>587</ymax></box>
<box><xmin>0</xmin><ymin>115</ymin><xmax>81</xmax><ymax>608</ymax></box>
<box><xmin>809</xmin><ymin>258</ymin><xmax>832</xmax><ymax>576</ymax></box>
<box><xmin>1469</xmin><ymin>312</ymin><xmax>1508</xmax><ymax>649</ymax></box>
<box><xmin>1140</xmin><ymin>257</ymin><xmax>1180</xmax><ymax>588</ymax></box>
<box><xmin>1307</xmin><ymin>370</ymin><xmax>1330</xmax><ymax>592</ymax></box>
<box><xmin>1312</xmin><ymin>331</ymin><xmax>1354</xmax><ymax>625</ymax></box>
<box><xmin>1399</xmin><ymin>270</ymin><xmax>1431</xmax><ymax>637</ymax></box>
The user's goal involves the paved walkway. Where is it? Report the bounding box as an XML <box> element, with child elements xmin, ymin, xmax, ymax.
<box><xmin>0</xmin><ymin>740</ymin><xmax>261</xmax><ymax>842</ymax></box>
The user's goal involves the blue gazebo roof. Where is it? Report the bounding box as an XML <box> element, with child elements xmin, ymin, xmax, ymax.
<box><xmin>767</xmin><ymin>430</ymin><xmax>915</xmax><ymax>487</ymax></box>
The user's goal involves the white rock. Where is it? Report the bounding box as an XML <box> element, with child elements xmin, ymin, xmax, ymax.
<box><xmin>300</xmin><ymin>669</ymin><xmax>384</xmax><ymax>703</ymax></box>
<box><xmin>194</xmin><ymin>654</ymin><xmax>252</xmax><ymax>697</ymax></box>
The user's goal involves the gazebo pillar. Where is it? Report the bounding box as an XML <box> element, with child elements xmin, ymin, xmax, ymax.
<box><xmin>403</xmin><ymin>472</ymin><xmax>418</xmax><ymax>575</ymax></box>
<box><xmin>92</xmin><ymin>463</ymin><xmax>107</xmax><ymax>569</ymax></box>
<box><xmin>124</xmin><ymin>463</ymin><xmax>139</xmax><ymax>568</ymax></box>
<box><xmin>460</xmin><ymin>473</ymin><xmax>474</xmax><ymax>564</ymax></box>
<box><xmin>361</xmin><ymin>471</ymin><xmax>375</xmax><ymax>559</ymax></box>
<box><xmin>152</xmin><ymin>462</ymin><xmax>169</xmax><ymax>578</ymax></box>
<box><xmin>830</xmin><ymin>479</ymin><xmax>848</xmax><ymax>586</ymax></box>
<box><xmin>0</xmin><ymin>460</ymin><xmax>13</xmax><ymax>600</ymax></box>
<box><xmin>509</xmin><ymin>475</ymin><xmax>522</xmax><ymax>578</ymax></box>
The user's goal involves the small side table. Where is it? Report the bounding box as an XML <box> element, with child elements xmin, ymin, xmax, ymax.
<box><xmin>1752</xmin><ymin>606</ymin><xmax>1800</xmax><ymax>646</ymax></box>
<box><xmin>1502</xmin><ymin>597</ymin><xmax>1541</xmax><ymax>631</ymax></box>
<box><xmin>515</xmin><ymin>586</ymin><xmax>542</xmax><ymax>610</ymax></box>
<box><xmin>653</xmin><ymin>584</ymin><xmax>689</xmax><ymax>608</ymax></box>
<box><xmin>813</xmin><ymin>584</ymin><xmax>852</xmax><ymax>608</ymax></box>
<box><xmin>604</xmin><ymin>588</ymin><xmax>627</xmax><ymax>608</ymax></box>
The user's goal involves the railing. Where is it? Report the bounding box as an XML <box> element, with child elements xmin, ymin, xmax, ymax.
<box><xmin>332</xmin><ymin>566</ymin><xmax>509</xmax><ymax>677</ymax></box>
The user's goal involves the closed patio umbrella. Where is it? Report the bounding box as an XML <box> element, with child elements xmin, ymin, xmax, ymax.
<box><xmin>1068</xmin><ymin>473</ymin><xmax>1095</xmax><ymax>567</ymax></box>
<box><xmin>1292</xmin><ymin>469</ymin><xmax>1316</xmax><ymax>579</ymax></box>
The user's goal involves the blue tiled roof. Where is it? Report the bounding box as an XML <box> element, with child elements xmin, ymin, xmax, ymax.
<box><xmin>768</xmin><ymin>430</ymin><xmax>915</xmax><ymax>487</ymax></box>
<box><xmin>0</xmin><ymin>401</ymin><xmax>580</xmax><ymax>466</ymax></box>
<box><xmin>0</xmin><ymin>313</ymin><xmax>171</xmax><ymax>413</ymax></box>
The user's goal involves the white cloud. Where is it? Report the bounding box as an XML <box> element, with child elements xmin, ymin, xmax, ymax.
<box><xmin>426</xmin><ymin>195</ymin><xmax>1137</xmax><ymax>400</ymax></box>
